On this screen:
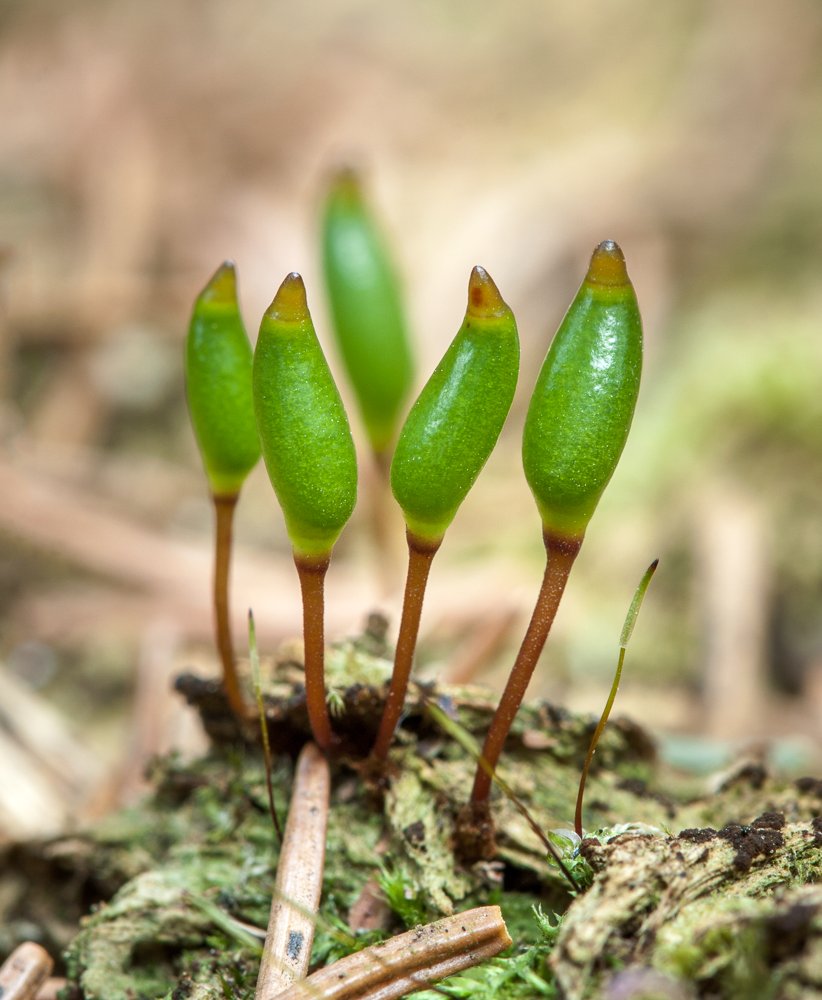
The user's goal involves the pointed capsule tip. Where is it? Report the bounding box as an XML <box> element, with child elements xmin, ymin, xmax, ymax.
<box><xmin>199</xmin><ymin>260</ymin><xmax>237</xmax><ymax>305</ymax></box>
<box><xmin>332</xmin><ymin>164</ymin><xmax>360</xmax><ymax>187</ymax></box>
<box><xmin>267</xmin><ymin>272</ymin><xmax>309</xmax><ymax>322</ymax></box>
<box><xmin>467</xmin><ymin>265</ymin><xmax>507</xmax><ymax>318</ymax></box>
<box><xmin>329</xmin><ymin>164</ymin><xmax>363</xmax><ymax>204</ymax></box>
<box><xmin>586</xmin><ymin>240</ymin><xmax>629</xmax><ymax>287</ymax></box>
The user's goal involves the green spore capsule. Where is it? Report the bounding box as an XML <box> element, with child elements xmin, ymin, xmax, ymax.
<box><xmin>370</xmin><ymin>266</ymin><xmax>520</xmax><ymax>761</ymax></box>
<box><xmin>321</xmin><ymin>167</ymin><xmax>415</xmax><ymax>456</ymax></box>
<box><xmin>185</xmin><ymin>261</ymin><xmax>260</xmax><ymax>721</ymax></box>
<box><xmin>253</xmin><ymin>273</ymin><xmax>358</xmax><ymax>559</ymax></box>
<box><xmin>390</xmin><ymin>266</ymin><xmax>520</xmax><ymax>544</ymax></box>
<box><xmin>464</xmin><ymin>241</ymin><xmax>644</xmax><ymax>825</ymax></box>
<box><xmin>523</xmin><ymin>240</ymin><xmax>642</xmax><ymax>540</ymax></box>
<box><xmin>185</xmin><ymin>261</ymin><xmax>260</xmax><ymax>496</ymax></box>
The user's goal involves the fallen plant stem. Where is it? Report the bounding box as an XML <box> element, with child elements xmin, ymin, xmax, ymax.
<box><xmin>0</xmin><ymin>942</ymin><xmax>53</xmax><ymax>1000</ymax></box>
<box><xmin>256</xmin><ymin>741</ymin><xmax>330</xmax><ymax>999</ymax></box>
<box><xmin>249</xmin><ymin>608</ymin><xmax>282</xmax><ymax>841</ymax></box>
<box><xmin>372</xmin><ymin>532</ymin><xmax>440</xmax><ymax>759</ymax></box>
<box><xmin>470</xmin><ymin>533</ymin><xmax>580</xmax><ymax>806</ymax></box>
<box><xmin>270</xmin><ymin>905</ymin><xmax>511</xmax><ymax>1000</ymax></box>
<box><xmin>574</xmin><ymin>558</ymin><xmax>658</xmax><ymax>837</ymax></box>
<box><xmin>213</xmin><ymin>492</ymin><xmax>247</xmax><ymax>720</ymax></box>
<box><xmin>294</xmin><ymin>555</ymin><xmax>335</xmax><ymax>753</ymax></box>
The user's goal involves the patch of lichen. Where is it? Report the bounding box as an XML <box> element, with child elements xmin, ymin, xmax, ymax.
<box><xmin>655</xmin><ymin>884</ymin><xmax>822</xmax><ymax>999</ymax></box>
<box><xmin>551</xmin><ymin>820</ymin><xmax>822</xmax><ymax>999</ymax></box>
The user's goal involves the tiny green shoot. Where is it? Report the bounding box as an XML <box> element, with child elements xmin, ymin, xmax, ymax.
<box><xmin>573</xmin><ymin>558</ymin><xmax>658</xmax><ymax>837</ymax></box>
<box><xmin>248</xmin><ymin>608</ymin><xmax>281</xmax><ymax>842</ymax></box>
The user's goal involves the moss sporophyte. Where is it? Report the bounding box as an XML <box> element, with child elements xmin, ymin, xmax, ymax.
<box><xmin>371</xmin><ymin>266</ymin><xmax>520</xmax><ymax>761</ymax></box>
<box><xmin>185</xmin><ymin>244</ymin><xmax>639</xmax><ymax>826</ymax></box>
<box><xmin>185</xmin><ymin>261</ymin><xmax>260</xmax><ymax>720</ymax></box>
<box><xmin>252</xmin><ymin>273</ymin><xmax>357</xmax><ymax>753</ymax></box>
<box><xmin>166</xmin><ymin>239</ymin><xmax>651</xmax><ymax>996</ymax></box>
<box><xmin>462</xmin><ymin>240</ymin><xmax>643</xmax><ymax>852</ymax></box>
<box><xmin>321</xmin><ymin>167</ymin><xmax>415</xmax><ymax>460</ymax></box>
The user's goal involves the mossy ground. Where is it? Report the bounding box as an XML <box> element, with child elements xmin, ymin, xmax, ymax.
<box><xmin>2</xmin><ymin>633</ymin><xmax>820</xmax><ymax>999</ymax></box>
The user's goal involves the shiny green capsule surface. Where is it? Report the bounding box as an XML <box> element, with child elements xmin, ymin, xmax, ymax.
<box><xmin>321</xmin><ymin>168</ymin><xmax>414</xmax><ymax>455</ymax></box>
<box><xmin>185</xmin><ymin>261</ymin><xmax>260</xmax><ymax>496</ymax></box>
<box><xmin>253</xmin><ymin>273</ymin><xmax>357</xmax><ymax>558</ymax></box>
<box><xmin>390</xmin><ymin>267</ymin><xmax>519</xmax><ymax>543</ymax></box>
<box><xmin>523</xmin><ymin>240</ymin><xmax>642</xmax><ymax>540</ymax></box>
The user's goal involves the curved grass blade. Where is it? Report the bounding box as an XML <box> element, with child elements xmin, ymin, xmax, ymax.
<box><xmin>249</xmin><ymin>609</ymin><xmax>282</xmax><ymax>842</ymax></box>
<box><xmin>573</xmin><ymin>558</ymin><xmax>659</xmax><ymax>837</ymax></box>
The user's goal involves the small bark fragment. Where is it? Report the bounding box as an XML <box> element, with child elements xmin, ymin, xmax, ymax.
<box><xmin>347</xmin><ymin>877</ymin><xmax>393</xmax><ymax>933</ymax></box>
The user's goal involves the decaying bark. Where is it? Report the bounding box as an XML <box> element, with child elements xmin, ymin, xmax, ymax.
<box><xmin>552</xmin><ymin>815</ymin><xmax>822</xmax><ymax>999</ymax></box>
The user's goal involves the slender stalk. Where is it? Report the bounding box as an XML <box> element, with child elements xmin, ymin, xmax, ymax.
<box><xmin>271</xmin><ymin>905</ymin><xmax>511</xmax><ymax>1000</ymax></box>
<box><xmin>470</xmin><ymin>532</ymin><xmax>581</xmax><ymax>806</ymax></box>
<box><xmin>371</xmin><ymin>531</ymin><xmax>441</xmax><ymax>760</ymax></box>
<box><xmin>294</xmin><ymin>552</ymin><xmax>335</xmax><ymax>753</ymax></box>
<box><xmin>0</xmin><ymin>942</ymin><xmax>53</xmax><ymax>1000</ymax></box>
<box><xmin>213</xmin><ymin>492</ymin><xmax>247</xmax><ymax>720</ymax></box>
<box><xmin>256</xmin><ymin>742</ymin><xmax>330</xmax><ymax>999</ymax></box>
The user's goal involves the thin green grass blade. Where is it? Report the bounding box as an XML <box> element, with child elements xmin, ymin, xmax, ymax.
<box><xmin>249</xmin><ymin>608</ymin><xmax>282</xmax><ymax>841</ymax></box>
<box><xmin>574</xmin><ymin>559</ymin><xmax>658</xmax><ymax>837</ymax></box>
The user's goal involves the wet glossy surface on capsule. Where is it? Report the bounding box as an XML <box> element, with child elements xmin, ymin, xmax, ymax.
<box><xmin>185</xmin><ymin>261</ymin><xmax>260</xmax><ymax>496</ymax></box>
<box><xmin>523</xmin><ymin>241</ymin><xmax>642</xmax><ymax>539</ymax></box>
<box><xmin>391</xmin><ymin>267</ymin><xmax>519</xmax><ymax>542</ymax></box>
<box><xmin>253</xmin><ymin>273</ymin><xmax>357</xmax><ymax>557</ymax></box>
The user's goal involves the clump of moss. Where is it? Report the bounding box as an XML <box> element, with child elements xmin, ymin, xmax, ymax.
<box><xmin>42</xmin><ymin>640</ymin><xmax>821</xmax><ymax>999</ymax></box>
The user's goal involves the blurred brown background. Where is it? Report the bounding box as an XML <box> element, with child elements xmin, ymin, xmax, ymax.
<box><xmin>1</xmin><ymin>0</ymin><xmax>821</xmax><ymax>838</ymax></box>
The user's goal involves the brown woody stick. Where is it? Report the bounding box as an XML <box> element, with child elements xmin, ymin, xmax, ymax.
<box><xmin>271</xmin><ymin>905</ymin><xmax>510</xmax><ymax>1000</ymax></box>
<box><xmin>256</xmin><ymin>742</ymin><xmax>330</xmax><ymax>998</ymax></box>
<box><xmin>0</xmin><ymin>942</ymin><xmax>53</xmax><ymax>1000</ymax></box>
